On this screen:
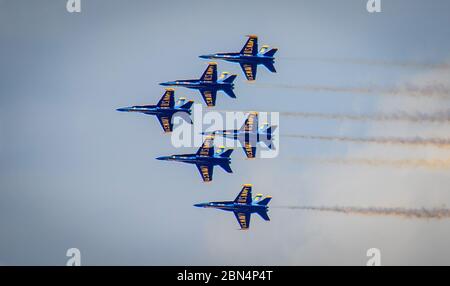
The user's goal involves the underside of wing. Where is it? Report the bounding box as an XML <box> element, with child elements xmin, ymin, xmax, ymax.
<box><xmin>196</xmin><ymin>163</ymin><xmax>213</xmax><ymax>182</ymax></box>
<box><xmin>200</xmin><ymin>89</ymin><xmax>217</xmax><ymax>107</ymax></box>
<box><xmin>240</xmin><ymin>35</ymin><xmax>258</xmax><ymax>56</ymax></box>
<box><xmin>156</xmin><ymin>115</ymin><xmax>173</xmax><ymax>133</ymax></box>
<box><xmin>234</xmin><ymin>184</ymin><xmax>252</xmax><ymax>204</ymax></box>
<box><xmin>234</xmin><ymin>211</ymin><xmax>251</xmax><ymax>230</ymax></box>
<box><xmin>240</xmin><ymin>63</ymin><xmax>257</xmax><ymax>81</ymax></box>
<box><xmin>157</xmin><ymin>89</ymin><xmax>175</xmax><ymax>108</ymax></box>
<box><xmin>242</xmin><ymin>142</ymin><xmax>256</xmax><ymax>159</ymax></box>
<box><xmin>196</xmin><ymin>136</ymin><xmax>215</xmax><ymax>157</ymax></box>
<box><xmin>242</xmin><ymin>112</ymin><xmax>258</xmax><ymax>132</ymax></box>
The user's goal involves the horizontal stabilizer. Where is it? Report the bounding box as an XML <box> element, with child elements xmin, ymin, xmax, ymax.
<box><xmin>219</xmin><ymin>162</ymin><xmax>233</xmax><ymax>173</ymax></box>
<box><xmin>222</xmin><ymin>74</ymin><xmax>237</xmax><ymax>83</ymax></box>
<box><xmin>219</xmin><ymin>149</ymin><xmax>233</xmax><ymax>158</ymax></box>
<box><xmin>256</xmin><ymin>196</ymin><xmax>272</xmax><ymax>206</ymax></box>
<box><xmin>223</xmin><ymin>87</ymin><xmax>236</xmax><ymax>98</ymax></box>
<box><xmin>179</xmin><ymin>100</ymin><xmax>194</xmax><ymax>110</ymax></box>
<box><xmin>263</xmin><ymin>61</ymin><xmax>277</xmax><ymax>73</ymax></box>
<box><xmin>264</xmin><ymin>48</ymin><xmax>278</xmax><ymax>57</ymax></box>
<box><xmin>257</xmin><ymin>210</ymin><xmax>270</xmax><ymax>221</ymax></box>
<box><xmin>265</xmin><ymin>125</ymin><xmax>278</xmax><ymax>134</ymax></box>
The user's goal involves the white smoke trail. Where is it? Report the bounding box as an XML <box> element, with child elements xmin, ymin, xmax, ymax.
<box><xmin>279</xmin><ymin>56</ymin><xmax>450</xmax><ymax>70</ymax></box>
<box><xmin>283</xmin><ymin>134</ymin><xmax>450</xmax><ymax>149</ymax></box>
<box><xmin>250</xmin><ymin>83</ymin><xmax>450</xmax><ymax>99</ymax></box>
<box><xmin>280</xmin><ymin>110</ymin><xmax>450</xmax><ymax>123</ymax></box>
<box><xmin>292</xmin><ymin>157</ymin><xmax>450</xmax><ymax>170</ymax></box>
<box><xmin>218</xmin><ymin>110</ymin><xmax>450</xmax><ymax>124</ymax></box>
<box><xmin>275</xmin><ymin>206</ymin><xmax>450</xmax><ymax>219</ymax></box>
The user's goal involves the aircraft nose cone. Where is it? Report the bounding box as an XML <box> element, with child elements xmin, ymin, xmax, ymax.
<box><xmin>159</xmin><ymin>82</ymin><xmax>170</xmax><ymax>86</ymax></box>
<box><xmin>194</xmin><ymin>203</ymin><xmax>205</xmax><ymax>208</ymax></box>
<box><xmin>156</xmin><ymin>156</ymin><xmax>168</xmax><ymax>161</ymax></box>
<box><xmin>199</xmin><ymin>54</ymin><xmax>213</xmax><ymax>59</ymax></box>
<box><xmin>116</xmin><ymin>107</ymin><xmax>128</xmax><ymax>112</ymax></box>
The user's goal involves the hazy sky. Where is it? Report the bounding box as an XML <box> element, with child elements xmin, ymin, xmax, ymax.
<box><xmin>1</xmin><ymin>0</ymin><xmax>450</xmax><ymax>265</ymax></box>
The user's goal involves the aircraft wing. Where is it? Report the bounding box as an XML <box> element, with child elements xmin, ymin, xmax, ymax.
<box><xmin>196</xmin><ymin>135</ymin><xmax>215</xmax><ymax>157</ymax></box>
<box><xmin>234</xmin><ymin>184</ymin><xmax>252</xmax><ymax>204</ymax></box>
<box><xmin>241</xmin><ymin>112</ymin><xmax>258</xmax><ymax>132</ymax></box>
<box><xmin>240</xmin><ymin>63</ymin><xmax>257</xmax><ymax>81</ymax></box>
<box><xmin>156</xmin><ymin>115</ymin><xmax>173</xmax><ymax>133</ymax></box>
<box><xmin>157</xmin><ymin>89</ymin><xmax>175</xmax><ymax>108</ymax></box>
<box><xmin>200</xmin><ymin>62</ymin><xmax>217</xmax><ymax>82</ymax></box>
<box><xmin>200</xmin><ymin>89</ymin><xmax>217</xmax><ymax>107</ymax></box>
<box><xmin>242</xmin><ymin>141</ymin><xmax>256</xmax><ymax>159</ymax></box>
<box><xmin>234</xmin><ymin>211</ymin><xmax>251</xmax><ymax>230</ymax></box>
<box><xmin>240</xmin><ymin>35</ymin><xmax>258</xmax><ymax>56</ymax></box>
<box><xmin>196</xmin><ymin>163</ymin><xmax>213</xmax><ymax>182</ymax></box>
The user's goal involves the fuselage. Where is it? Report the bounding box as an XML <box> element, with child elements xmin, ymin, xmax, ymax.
<box><xmin>204</xmin><ymin>129</ymin><xmax>272</xmax><ymax>143</ymax></box>
<box><xmin>194</xmin><ymin>201</ymin><xmax>268</xmax><ymax>213</ymax></box>
<box><xmin>156</xmin><ymin>154</ymin><xmax>231</xmax><ymax>166</ymax></box>
<box><xmin>116</xmin><ymin>105</ymin><xmax>191</xmax><ymax>116</ymax></box>
<box><xmin>160</xmin><ymin>79</ymin><xmax>233</xmax><ymax>91</ymax></box>
<box><xmin>200</xmin><ymin>53</ymin><xmax>275</xmax><ymax>65</ymax></box>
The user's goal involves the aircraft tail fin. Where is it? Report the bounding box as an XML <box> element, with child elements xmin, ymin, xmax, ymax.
<box><xmin>263</xmin><ymin>61</ymin><xmax>277</xmax><ymax>73</ymax></box>
<box><xmin>256</xmin><ymin>196</ymin><xmax>272</xmax><ymax>206</ymax></box>
<box><xmin>179</xmin><ymin>100</ymin><xmax>194</xmax><ymax>110</ymax></box>
<box><xmin>219</xmin><ymin>161</ymin><xmax>233</xmax><ymax>173</ymax></box>
<box><xmin>257</xmin><ymin>210</ymin><xmax>270</xmax><ymax>221</ymax></box>
<box><xmin>264</xmin><ymin>48</ymin><xmax>278</xmax><ymax>57</ymax></box>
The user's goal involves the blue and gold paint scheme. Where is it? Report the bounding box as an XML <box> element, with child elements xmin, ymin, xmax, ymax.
<box><xmin>156</xmin><ymin>136</ymin><xmax>233</xmax><ymax>182</ymax></box>
<box><xmin>116</xmin><ymin>89</ymin><xmax>194</xmax><ymax>133</ymax></box>
<box><xmin>202</xmin><ymin>112</ymin><xmax>277</xmax><ymax>159</ymax></box>
<box><xmin>159</xmin><ymin>62</ymin><xmax>237</xmax><ymax>107</ymax></box>
<box><xmin>194</xmin><ymin>184</ymin><xmax>272</xmax><ymax>230</ymax></box>
<box><xmin>199</xmin><ymin>35</ymin><xmax>278</xmax><ymax>81</ymax></box>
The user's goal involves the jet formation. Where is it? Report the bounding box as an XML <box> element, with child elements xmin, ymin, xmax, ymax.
<box><xmin>117</xmin><ymin>35</ymin><xmax>277</xmax><ymax>229</ymax></box>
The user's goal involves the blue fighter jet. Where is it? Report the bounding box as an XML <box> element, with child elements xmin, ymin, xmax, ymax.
<box><xmin>160</xmin><ymin>62</ymin><xmax>237</xmax><ymax>107</ymax></box>
<box><xmin>116</xmin><ymin>88</ymin><xmax>193</xmax><ymax>133</ymax></box>
<box><xmin>156</xmin><ymin>136</ymin><xmax>233</xmax><ymax>182</ymax></box>
<box><xmin>194</xmin><ymin>184</ymin><xmax>271</xmax><ymax>230</ymax></box>
<box><xmin>202</xmin><ymin>112</ymin><xmax>277</xmax><ymax>158</ymax></box>
<box><xmin>199</xmin><ymin>35</ymin><xmax>277</xmax><ymax>81</ymax></box>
